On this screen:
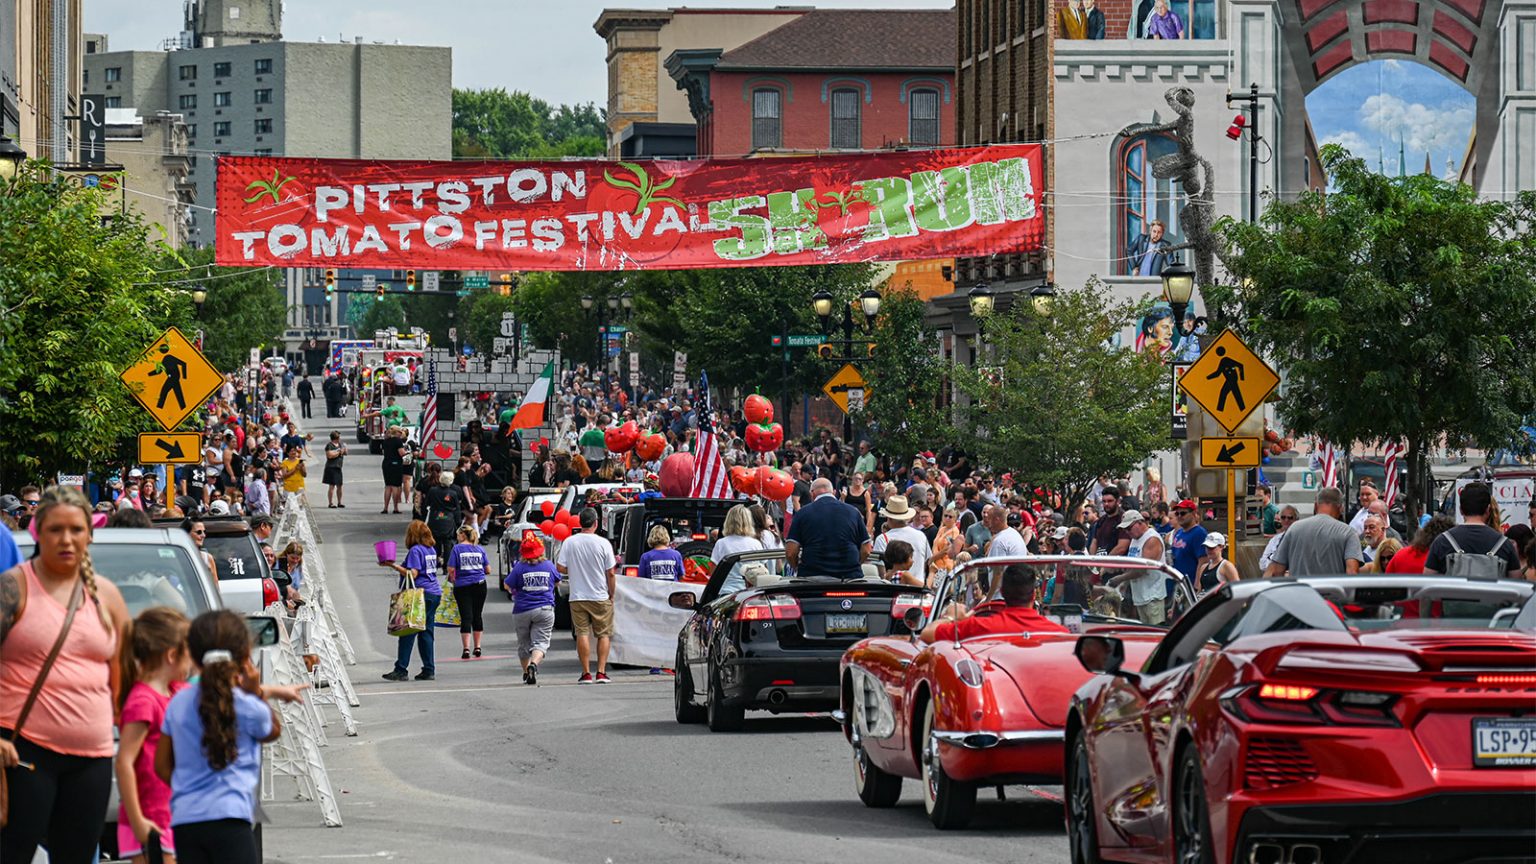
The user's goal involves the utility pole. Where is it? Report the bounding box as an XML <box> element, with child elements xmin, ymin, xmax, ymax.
<box><xmin>1226</xmin><ymin>82</ymin><xmax>1261</xmax><ymax>224</ymax></box>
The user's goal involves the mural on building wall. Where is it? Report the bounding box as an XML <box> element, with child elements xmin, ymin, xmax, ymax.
<box><xmin>1136</xmin><ymin>302</ymin><xmax>1205</xmax><ymax>363</ymax></box>
<box><xmin>1055</xmin><ymin>0</ymin><xmax>1106</xmax><ymax>39</ymax></box>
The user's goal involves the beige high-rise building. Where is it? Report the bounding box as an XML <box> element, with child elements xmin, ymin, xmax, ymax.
<box><xmin>103</xmin><ymin>108</ymin><xmax>196</xmax><ymax>248</ymax></box>
<box><xmin>1</xmin><ymin>0</ymin><xmax>84</xmax><ymax>163</ymax></box>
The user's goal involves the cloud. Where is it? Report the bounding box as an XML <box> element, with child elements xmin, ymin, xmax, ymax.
<box><xmin>1358</xmin><ymin>93</ymin><xmax>1474</xmax><ymax>160</ymax></box>
<box><xmin>1320</xmin><ymin>130</ymin><xmax>1370</xmax><ymax>157</ymax></box>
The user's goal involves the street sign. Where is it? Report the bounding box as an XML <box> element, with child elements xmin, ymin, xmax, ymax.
<box><xmin>673</xmin><ymin>351</ymin><xmax>687</xmax><ymax>387</ymax></box>
<box><xmin>1178</xmin><ymin>329</ymin><xmax>1279</xmax><ymax>433</ymax></box>
<box><xmin>360</xmin><ymin>274</ymin><xmax>376</xmax><ymax>290</ymax></box>
<box><xmin>492</xmin><ymin>337</ymin><xmax>515</xmax><ymax>355</ymax></box>
<box><xmin>1199</xmin><ymin>436</ymin><xmax>1261</xmax><ymax>468</ymax></box>
<box><xmin>423</xmin><ymin>271</ymin><xmax>440</xmax><ymax>292</ymax></box>
<box><xmin>606</xmin><ymin>324</ymin><xmax>629</xmax><ymax>334</ymax></box>
<box><xmin>138</xmin><ymin>432</ymin><xmax>202</xmax><ymax>464</ymax></box>
<box><xmin>499</xmin><ymin>312</ymin><xmax>516</xmax><ymax>338</ymax></box>
<box><xmin>120</xmin><ymin>327</ymin><xmax>225</xmax><ymax>431</ymax></box>
<box><xmin>629</xmin><ymin>353</ymin><xmax>639</xmax><ymax>372</ymax></box>
<box><xmin>629</xmin><ymin>370</ymin><xmax>640</xmax><ymax>387</ymax></box>
<box><xmin>447</xmin><ymin>326</ymin><xmax>457</xmax><ymax>342</ymax></box>
<box><xmin>785</xmin><ymin>333</ymin><xmax>826</xmax><ymax>348</ymax></box>
<box><xmin>823</xmin><ymin>363</ymin><xmax>867</xmax><ymax>415</ymax></box>
<box><xmin>464</xmin><ymin>274</ymin><xmax>489</xmax><ymax>289</ymax></box>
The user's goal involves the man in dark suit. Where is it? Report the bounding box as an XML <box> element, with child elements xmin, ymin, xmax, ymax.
<box><xmin>1084</xmin><ymin>0</ymin><xmax>1106</xmax><ymax>38</ymax></box>
<box><xmin>1127</xmin><ymin>219</ymin><xmax>1170</xmax><ymax>277</ymax></box>
<box><xmin>785</xmin><ymin>478</ymin><xmax>871</xmax><ymax>580</ymax></box>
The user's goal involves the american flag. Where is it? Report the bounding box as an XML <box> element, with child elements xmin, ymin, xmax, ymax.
<box><xmin>1321</xmin><ymin>440</ymin><xmax>1339</xmax><ymax>488</ymax></box>
<box><xmin>1383</xmin><ymin>440</ymin><xmax>1402</xmax><ymax>507</ymax></box>
<box><xmin>689</xmin><ymin>370</ymin><xmax>732</xmax><ymax>499</ymax></box>
<box><xmin>421</xmin><ymin>360</ymin><xmax>438</xmax><ymax>453</ymax></box>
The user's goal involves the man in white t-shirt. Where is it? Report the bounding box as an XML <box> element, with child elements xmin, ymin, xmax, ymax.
<box><xmin>983</xmin><ymin>505</ymin><xmax>1032</xmax><ymax>558</ymax></box>
<box><xmin>556</xmin><ymin>508</ymin><xmax>617</xmax><ymax>684</ymax></box>
<box><xmin>871</xmin><ymin>496</ymin><xmax>931</xmax><ymax>584</ymax></box>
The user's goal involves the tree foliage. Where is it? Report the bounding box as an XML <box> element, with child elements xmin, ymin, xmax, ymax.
<box><xmin>950</xmin><ymin>281</ymin><xmax>1168</xmax><ymax>509</ymax></box>
<box><xmin>451</xmin><ymin>88</ymin><xmax>606</xmax><ymax>159</ymax></box>
<box><xmin>457</xmin><ymin>290</ymin><xmax>517</xmax><ymax>355</ymax></box>
<box><xmin>0</xmin><ymin>163</ymin><xmax>184</xmax><ymax>484</ymax></box>
<box><xmin>853</xmin><ymin>288</ymin><xmax>949</xmax><ymax>459</ymax></box>
<box><xmin>169</xmin><ymin>246</ymin><xmax>285</xmax><ymax>371</ymax></box>
<box><xmin>358</xmin><ymin>294</ymin><xmax>407</xmax><ymax>337</ymax></box>
<box><xmin>511</xmin><ymin>270</ymin><xmax>627</xmax><ymax>365</ymax></box>
<box><xmin>1208</xmin><ymin>145</ymin><xmax>1536</xmax><ymax>515</ymax></box>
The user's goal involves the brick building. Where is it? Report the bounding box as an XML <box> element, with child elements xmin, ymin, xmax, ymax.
<box><xmin>664</xmin><ymin>8</ymin><xmax>954</xmax><ymax>157</ymax></box>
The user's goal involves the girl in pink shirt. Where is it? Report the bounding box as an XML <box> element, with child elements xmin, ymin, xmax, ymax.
<box><xmin>116</xmin><ymin>607</ymin><xmax>192</xmax><ymax>863</ymax></box>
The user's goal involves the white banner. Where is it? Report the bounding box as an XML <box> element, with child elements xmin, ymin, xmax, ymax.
<box><xmin>1454</xmin><ymin>477</ymin><xmax>1533</xmax><ymax>527</ymax></box>
<box><xmin>609</xmin><ymin>576</ymin><xmax>703</xmax><ymax>668</ymax></box>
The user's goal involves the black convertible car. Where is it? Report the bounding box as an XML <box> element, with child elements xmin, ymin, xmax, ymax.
<box><xmin>670</xmin><ymin>549</ymin><xmax>928</xmax><ymax>732</ymax></box>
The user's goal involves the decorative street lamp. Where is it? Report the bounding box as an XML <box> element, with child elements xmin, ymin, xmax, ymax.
<box><xmin>620</xmin><ymin>292</ymin><xmax>634</xmax><ymax>311</ymax></box>
<box><xmin>1029</xmin><ymin>283</ymin><xmax>1057</xmax><ymax>319</ymax></box>
<box><xmin>811</xmin><ymin>289</ymin><xmax>835</xmax><ymax>324</ymax></box>
<box><xmin>967</xmin><ymin>282</ymin><xmax>994</xmax><ymax>317</ymax></box>
<box><xmin>810</xmin><ymin>287</ymin><xmax>882</xmax><ymax>442</ymax></box>
<box><xmin>858</xmin><ymin>288</ymin><xmax>882</xmax><ymax>327</ymax></box>
<box><xmin>0</xmin><ymin>134</ymin><xmax>26</xmax><ymax>180</ymax></box>
<box><xmin>579</xmin><ymin>295</ymin><xmax>595</xmax><ymax>311</ymax></box>
<box><xmin>1160</xmin><ymin>258</ymin><xmax>1196</xmax><ymax>323</ymax></box>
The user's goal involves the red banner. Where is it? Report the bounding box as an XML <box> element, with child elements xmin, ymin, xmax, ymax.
<box><xmin>214</xmin><ymin>146</ymin><xmax>1044</xmax><ymax>271</ymax></box>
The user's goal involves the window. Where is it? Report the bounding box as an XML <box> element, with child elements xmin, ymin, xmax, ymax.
<box><xmin>178</xmin><ymin>94</ymin><xmax>197</xmax><ymax>109</ymax></box>
<box><xmin>1115</xmin><ymin>131</ymin><xmax>1184</xmax><ymax>275</ymax></box>
<box><xmin>83</xmin><ymin>69</ymin><xmax>88</xmax><ymax>84</ymax></box>
<box><xmin>214</xmin><ymin>91</ymin><xmax>232</xmax><ymax>107</ymax></box>
<box><xmin>830</xmin><ymin>88</ymin><xmax>861</xmax><ymax>149</ymax></box>
<box><xmin>253</xmin><ymin>88</ymin><xmax>272</xmax><ymax>104</ymax></box>
<box><xmin>254</xmin><ymin>118</ymin><xmax>272</xmax><ymax>134</ymax></box>
<box><xmin>213</xmin><ymin>121</ymin><xmax>231</xmax><ymax>137</ymax></box>
<box><xmin>1131</xmin><ymin>0</ymin><xmax>1216</xmax><ymax>38</ymax></box>
<box><xmin>105</xmin><ymin>67</ymin><xmax>121</xmax><ymax>82</ymax></box>
<box><xmin>254</xmin><ymin>58</ymin><xmax>272</xmax><ymax>74</ymax></box>
<box><xmin>751</xmin><ymin>88</ymin><xmax>781</xmax><ymax>150</ymax></box>
<box><xmin>186</xmin><ymin>124</ymin><xmax>196</xmax><ymax>137</ymax></box>
<box><xmin>105</xmin><ymin>96</ymin><xmax>121</xmax><ymax>108</ymax></box>
<box><xmin>229</xmin><ymin>5</ymin><xmax>240</xmax><ymax>18</ymax></box>
<box><xmin>179</xmin><ymin>64</ymin><xmax>197</xmax><ymax>80</ymax></box>
<box><xmin>213</xmin><ymin>61</ymin><xmax>231</xmax><ymax>78</ymax></box>
<box><xmin>909</xmin><ymin>89</ymin><xmax>940</xmax><ymax>146</ymax></box>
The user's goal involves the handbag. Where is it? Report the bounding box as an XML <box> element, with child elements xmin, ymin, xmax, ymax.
<box><xmin>387</xmin><ymin>575</ymin><xmax>426</xmax><ymax>637</ymax></box>
<box><xmin>434</xmin><ymin>585</ymin><xmax>461</xmax><ymax>627</ymax></box>
<box><xmin>1</xmin><ymin>570</ymin><xmax>84</xmax><ymax>829</ymax></box>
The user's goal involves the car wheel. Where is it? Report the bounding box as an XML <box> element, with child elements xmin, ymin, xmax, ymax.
<box><xmin>1174</xmin><ymin>746</ymin><xmax>1216</xmax><ymax>864</ymax></box>
<box><xmin>706</xmin><ymin>667</ymin><xmax>745</xmax><ymax>733</ymax></box>
<box><xmin>851</xmin><ymin>717</ymin><xmax>902</xmax><ymax>807</ymax></box>
<box><xmin>674</xmin><ymin>648</ymin><xmax>706</xmax><ymax>724</ymax></box>
<box><xmin>921</xmin><ymin>699</ymin><xmax>976</xmax><ymax>829</ymax></box>
<box><xmin>1066</xmin><ymin>731</ymin><xmax>1103</xmax><ymax>864</ymax></box>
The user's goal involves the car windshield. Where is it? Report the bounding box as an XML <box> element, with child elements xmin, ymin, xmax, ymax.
<box><xmin>15</xmin><ymin>540</ymin><xmax>213</xmax><ymax>617</ymax></box>
<box><xmin>517</xmin><ymin>491</ymin><xmax>562</xmax><ymax>521</ymax></box>
<box><xmin>945</xmin><ymin>557</ymin><xmax>1193</xmax><ymax>629</ymax></box>
<box><xmin>203</xmin><ymin>532</ymin><xmax>266</xmax><ymax>581</ymax></box>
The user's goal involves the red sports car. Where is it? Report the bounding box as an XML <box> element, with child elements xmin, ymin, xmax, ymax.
<box><xmin>838</xmin><ymin>555</ymin><xmax>1195</xmax><ymax>829</ymax></box>
<box><xmin>1066</xmin><ymin>575</ymin><xmax>1536</xmax><ymax>864</ymax></box>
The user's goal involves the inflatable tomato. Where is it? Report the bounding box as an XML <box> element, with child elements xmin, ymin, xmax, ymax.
<box><xmin>604</xmin><ymin>423</ymin><xmax>634</xmax><ymax>453</ymax></box>
<box><xmin>618</xmin><ymin>420</ymin><xmax>641</xmax><ymax>450</ymax></box>
<box><xmin>745</xmin><ymin>422</ymin><xmax>784</xmax><ymax>453</ymax></box>
<box><xmin>743</xmin><ymin>394</ymin><xmax>774</xmax><ymax>425</ymax></box>
<box><xmin>731</xmin><ymin>465</ymin><xmax>759</xmax><ymax>495</ymax></box>
<box><xmin>758</xmin><ymin>422</ymin><xmax>784</xmax><ymax>452</ymax></box>
<box><xmin>758</xmin><ymin>467</ymin><xmax>795</xmax><ymax>501</ymax></box>
<box><xmin>634</xmin><ymin>432</ymin><xmax>667</xmax><ymax>461</ymax></box>
<box><xmin>659</xmin><ymin>452</ymin><xmax>695</xmax><ymax>498</ymax></box>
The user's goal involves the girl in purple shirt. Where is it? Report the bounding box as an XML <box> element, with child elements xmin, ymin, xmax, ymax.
<box><xmin>637</xmin><ymin>525</ymin><xmax>685</xmax><ymax>581</ymax></box>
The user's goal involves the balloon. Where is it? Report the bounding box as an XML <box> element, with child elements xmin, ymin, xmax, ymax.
<box><xmin>540</xmin><ymin>519</ymin><xmax>556</xmax><ymax>535</ymax></box>
<box><xmin>563</xmin><ymin>510</ymin><xmax>582</xmax><ymax>527</ymax></box>
<box><xmin>743</xmin><ymin>394</ymin><xmax>774</xmax><ymax>425</ymax></box>
<box><xmin>551</xmin><ymin>523</ymin><xmax>572</xmax><ymax>541</ymax></box>
<box><xmin>634</xmin><ymin>432</ymin><xmax>666</xmax><ymax>461</ymax></box>
<box><xmin>745</xmin><ymin>422</ymin><xmax>784</xmax><ymax>453</ymax></box>
<box><xmin>758</xmin><ymin>467</ymin><xmax>795</xmax><ymax>501</ymax></box>
<box><xmin>555</xmin><ymin>509</ymin><xmax>571</xmax><ymax>525</ymax></box>
<box><xmin>730</xmin><ymin>465</ymin><xmax>759</xmax><ymax>495</ymax></box>
<box><xmin>618</xmin><ymin>420</ymin><xmax>641</xmax><ymax>450</ymax></box>
<box><xmin>604</xmin><ymin>425</ymin><xmax>630</xmax><ymax>453</ymax></box>
<box><xmin>540</xmin><ymin>501</ymin><xmax>555</xmax><ymax>518</ymax></box>
<box><xmin>659</xmin><ymin>452</ymin><xmax>695</xmax><ymax>498</ymax></box>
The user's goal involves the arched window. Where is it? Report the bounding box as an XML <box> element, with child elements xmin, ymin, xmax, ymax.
<box><xmin>752</xmin><ymin>88</ymin><xmax>782</xmax><ymax>149</ymax></box>
<box><xmin>1115</xmin><ymin>131</ymin><xmax>1184</xmax><ymax>275</ymax></box>
<box><xmin>909</xmin><ymin>88</ymin><xmax>940</xmax><ymax>146</ymax></box>
<box><xmin>830</xmin><ymin>87</ymin><xmax>862</xmax><ymax>149</ymax></box>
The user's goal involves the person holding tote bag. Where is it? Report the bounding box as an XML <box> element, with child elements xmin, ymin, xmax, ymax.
<box><xmin>381</xmin><ymin>521</ymin><xmax>442</xmax><ymax>682</ymax></box>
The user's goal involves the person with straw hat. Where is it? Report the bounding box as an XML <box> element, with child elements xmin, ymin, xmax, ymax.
<box><xmin>871</xmin><ymin>495</ymin><xmax>931</xmax><ymax>586</ymax></box>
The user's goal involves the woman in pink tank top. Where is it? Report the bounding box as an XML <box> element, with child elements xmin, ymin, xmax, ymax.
<box><xmin>0</xmin><ymin>485</ymin><xmax>131</xmax><ymax>864</ymax></box>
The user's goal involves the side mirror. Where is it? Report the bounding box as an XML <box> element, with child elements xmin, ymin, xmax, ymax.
<box><xmin>668</xmin><ymin>591</ymin><xmax>697</xmax><ymax>610</ymax></box>
<box><xmin>902</xmin><ymin>606</ymin><xmax>925</xmax><ymax>632</ymax></box>
<box><xmin>1075</xmin><ymin>635</ymin><xmax>1136</xmax><ymax>682</ymax></box>
<box><xmin>246</xmin><ymin>615</ymin><xmax>280</xmax><ymax>648</ymax></box>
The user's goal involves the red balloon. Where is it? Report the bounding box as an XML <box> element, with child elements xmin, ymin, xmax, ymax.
<box><xmin>618</xmin><ymin>420</ymin><xmax>641</xmax><ymax>450</ymax></box>
<box><xmin>659</xmin><ymin>452</ymin><xmax>695</xmax><ymax>498</ymax></box>
<box><xmin>551</xmin><ymin>523</ymin><xmax>572</xmax><ymax>541</ymax></box>
<box><xmin>634</xmin><ymin>432</ymin><xmax>666</xmax><ymax>461</ymax></box>
<box><xmin>731</xmin><ymin>465</ymin><xmax>759</xmax><ymax>495</ymax></box>
<box><xmin>540</xmin><ymin>500</ymin><xmax>555</xmax><ymax>517</ymax></box>
<box><xmin>759</xmin><ymin>468</ymin><xmax>795</xmax><ymax>501</ymax></box>
<box><xmin>603</xmin><ymin>425</ymin><xmax>630</xmax><ymax>453</ymax></box>
<box><xmin>743</xmin><ymin>394</ymin><xmax>774</xmax><ymax>425</ymax></box>
<box><xmin>539</xmin><ymin>519</ymin><xmax>556</xmax><ymax>535</ymax></box>
<box><xmin>758</xmin><ymin>422</ymin><xmax>785</xmax><ymax>453</ymax></box>
<box><xmin>563</xmin><ymin>510</ymin><xmax>582</xmax><ymax>527</ymax></box>
<box><xmin>555</xmin><ymin>509</ymin><xmax>572</xmax><ymax>526</ymax></box>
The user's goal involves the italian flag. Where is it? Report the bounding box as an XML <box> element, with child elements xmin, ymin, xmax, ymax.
<box><xmin>510</xmin><ymin>362</ymin><xmax>553</xmax><ymax>430</ymax></box>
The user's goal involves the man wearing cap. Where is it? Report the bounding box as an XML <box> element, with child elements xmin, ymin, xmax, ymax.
<box><xmin>1109</xmin><ymin>511</ymin><xmax>1167</xmax><ymax>624</ymax></box>
<box><xmin>872</xmin><ymin>496</ymin><xmax>932</xmax><ymax>586</ymax></box>
<box><xmin>1167</xmin><ymin>499</ymin><xmax>1208</xmax><ymax>588</ymax></box>
<box><xmin>249</xmin><ymin>514</ymin><xmax>276</xmax><ymax>547</ymax></box>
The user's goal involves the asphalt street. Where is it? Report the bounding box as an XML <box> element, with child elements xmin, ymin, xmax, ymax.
<box><xmin>264</xmin><ymin>407</ymin><xmax>1070</xmax><ymax>864</ymax></box>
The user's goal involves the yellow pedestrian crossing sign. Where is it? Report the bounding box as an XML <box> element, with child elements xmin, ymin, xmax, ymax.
<box><xmin>1178</xmin><ymin>329</ymin><xmax>1278</xmax><ymax>433</ymax></box>
<box><xmin>120</xmin><ymin>327</ymin><xmax>225</xmax><ymax>431</ymax></box>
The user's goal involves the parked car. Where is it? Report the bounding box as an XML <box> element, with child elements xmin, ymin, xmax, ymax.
<box><xmin>839</xmin><ymin>554</ymin><xmax>1195</xmax><ymax>829</ymax></box>
<box><xmin>154</xmin><ymin>515</ymin><xmax>276</xmax><ymax>612</ymax></box>
<box><xmin>1066</xmin><ymin>575</ymin><xmax>1536</xmax><ymax>864</ymax></box>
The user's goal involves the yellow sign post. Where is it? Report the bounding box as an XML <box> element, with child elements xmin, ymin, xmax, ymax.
<box><xmin>1180</xmin><ymin>330</ymin><xmax>1280</xmax><ymax>546</ymax></box>
<box><xmin>822</xmin><ymin>363</ymin><xmax>867</xmax><ymax>415</ymax></box>
<box><xmin>119</xmin><ymin>327</ymin><xmax>225</xmax><ymax>432</ymax></box>
<box><xmin>137</xmin><ymin>432</ymin><xmax>203</xmax><ymax>464</ymax></box>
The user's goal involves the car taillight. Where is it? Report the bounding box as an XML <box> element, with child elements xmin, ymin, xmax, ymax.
<box><xmin>691</xmin><ymin>533</ymin><xmax>707</xmax><ymax>541</ymax></box>
<box><xmin>261</xmin><ymin>577</ymin><xmax>280</xmax><ymax>608</ymax></box>
<box><xmin>1477</xmin><ymin>674</ymin><xmax>1536</xmax><ymax>685</ymax></box>
<box><xmin>734</xmin><ymin>594</ymin><xmax>802</xmax><ymax>622</ymax></box>
<box><xmin>623</xmin><ymin>565</ymin><xmax>639</xmax><ymax>578</ymax></box>
<box><xmin>1222</xmin><ymin>684</ymin><xmax>1398</xmax><ymax>727</ymax></box>
<box><xmin>954</xmin><ymin>658</ymin><xmax>985</xmax><ymax>688</ymax></box>
<box><xmin>891</xmin><ymin>593</ymin><xmax>933</xmax><ymax>619</ymax></box>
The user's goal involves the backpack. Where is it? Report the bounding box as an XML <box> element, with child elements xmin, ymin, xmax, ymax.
<box><xmin>1442</xmin><ymin>530</ymin><xmax>1510</xmax><ymax>580</ymax></box>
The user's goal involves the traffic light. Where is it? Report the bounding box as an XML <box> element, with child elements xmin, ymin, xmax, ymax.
<box><xmin>771</xmin><ymin>335</ymin><xmax>783</xmax><ymax>347</ymax></box>
<box><xmin>405</xmin><ymin>269</ymin><xmax>416</xmax><ymax>291</ymax></box>
<box><xmin>817</xmin><ymin>344</ymin><xmax>835</xmax><ymax>359</ymax></box>
<box><xmin>498</xmin><ymin>272</ymin><xmax>513</xmax><ymax>297</ymax></box>
<box><xmin>324</xmin><ymin>268</ymin><xmax>336</xmax><ymax>289</ymax></box>
<box><xmin>324</xmin><ymin>284</ymin><xmax>335</xmax><ymax>301</ymax></box>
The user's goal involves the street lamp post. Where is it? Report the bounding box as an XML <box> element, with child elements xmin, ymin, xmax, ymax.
<box><xmin>0</xmin><ymin>134</ymin><xmax>26</xmax><ymax>180</ymax></box>
<box><xmin>812</xmin><ymin>287</ymin><xmax>882</xmax><ymax>443</ymax></box>
<box><xmin>1159</xmin><ymin>258</ymin><xmax>1196</xmax><ymax>326</ymax></box>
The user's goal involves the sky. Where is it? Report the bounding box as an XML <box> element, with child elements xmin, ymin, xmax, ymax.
<box><xmin>85</xmin><ymin>1</ymin><xmax>1478</xmax><ymax>175</ymax></box>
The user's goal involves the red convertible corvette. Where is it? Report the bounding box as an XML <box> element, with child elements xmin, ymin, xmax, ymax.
<box><xmin>838</xmin><ymin>555</ymin><xmax>1195</xmax><ymax>829</ymax></box>
<box><xmin>1066</xmin><ymin>575</ymin><xmax>1536</xmax><ymax>864</ymax></box>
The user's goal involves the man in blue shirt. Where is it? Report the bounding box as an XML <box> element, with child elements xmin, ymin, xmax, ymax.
<box><xmin>1167</xmin><ymin>498</ymin><xmax>1207</xmax><ymax>587</ymax></box>
<box><xmin>785</xmin><ymin>478</ymin><xmax>870</xmax><ymax>580</ymax></box>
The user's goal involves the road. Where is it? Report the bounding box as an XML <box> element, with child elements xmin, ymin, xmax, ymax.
<box><xmin>264</xmin><ymin>409</ymin><xmax>1070</xmax><ymax>863</ymax></box>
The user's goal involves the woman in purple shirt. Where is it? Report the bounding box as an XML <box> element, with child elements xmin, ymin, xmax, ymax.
<box><xmin>447</xmin><ymin>525</ymin><xmax>491</xmax><ymax>660</ymax></box>
<box><xmin>637</xmin><ymin>525</ymin><xmax>685</xmax><ymax>581</ymax></box>
<box><xmin>1145</xmin><ymin>0</ymin><xmax>1184</xmax><ymax>38</ymax></box>
<box><xmin>382</xmin><ymin>521</ymin><xmax>441</xmax><ymax>681</ymax></box>
<box><xmin>505</xmin><ymin>533</ymin><xmax>561</xmax><ymax>685</ymax></box>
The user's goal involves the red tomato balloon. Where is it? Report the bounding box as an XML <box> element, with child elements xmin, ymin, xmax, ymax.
<box><xmin>731</xmin><ymin>465</ymin><xmax>759</xmax><ymax>495</ymax></box>
<box><xmin>634</xmin><ymin>433</ymin><xmax>666</xmax><ymax>462</ymax></box>
<box><xmin>758</xmin><ymin>467</ymin><xmax>795</xmax><ymax>501</ymax></box>
<box><xmin>759</xmin><ymin>422</ymin><xmax>784</xmax><ymax>452</ymax></box>
<box><xmin>659</xmin><ymin>452</ymin><xmax>695</xmax><ymax>498</ymax></box>
<box><xmin>743</xmin><ymin>394</ymin><xmax>774</xmax><ymax>425</ymax></box>
<box><xmin>555</xmin><ymin>509</ymin><xmax>572</xmax><ymax>526</ymax></box>
<box><xmin>539</xmin><ymin>519</ymin><xmax>556</xmax><ymax>535</ymax></box>
<box><xmin>618</xmin><ymin>420</ymin><xmax>641</xmax><ymax>450</ymax></box>
<box><xmin>540</xmin><ymin>501</ymin><xmax>555</xmax><ymax>518</ymax></box>
<box><xmin>551</xmin><ymin>523</ymin><xmax>572</xmax><ymax>541</ymax></box>
<box><xmin>603</xmin><ymin>425</ymin><xmax>631</xmax><ymax>453</ymax></box>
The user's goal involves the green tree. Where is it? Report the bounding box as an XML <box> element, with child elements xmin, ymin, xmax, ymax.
<box><xmin>1209</xmin><ymin>145</ymin><xmax>1536</xmax><ymax>517</ymax></box>
<box><xmin>951</xmin><ymin>281</ymin><xmax>1168</xmax><ymax>510</ymax></box>
<box><xmin>169</xmin><ymin>246</ymin><xmax>285</xmax><ymax>371</ymax></box>
<box><xmin>452</xmin><ymin>88</ymin><xmax>606</xmax><ymax>159</ymax></box>
<box><xmin>0</xmin><ymin>162</ymin><xmax>184</xmax><ymax>485</ymax></box>
<box><xmin>458</xmin><ymin>290</ymin><xmax>518</xmax><ymax>355</ymax></box>
<box><xmin>511</xmin><ymin>270</ymin><xmax>623</xmax><ymax>364</ymax></box>
<box><xmin>359</xmin><ymin>294</ymin><xmax>407</xmax><ymax>337</ymax></box>
<box><xmin>853</xmin><ymin>287</ymin><xmax>950</xmax><ymax>459</ymax></box>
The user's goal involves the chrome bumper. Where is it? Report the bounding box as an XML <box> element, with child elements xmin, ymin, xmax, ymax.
<box><xmin>931</xmin><ymin>729</ymin><xmax>1065</xmax><ymax>749</ymax></box>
